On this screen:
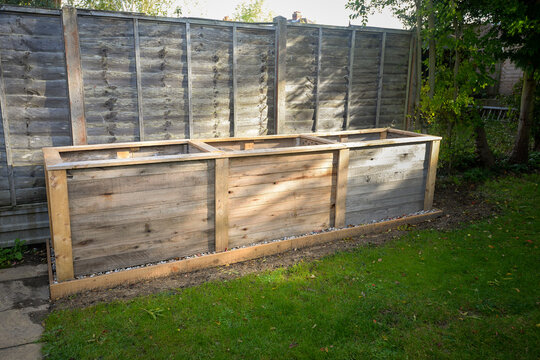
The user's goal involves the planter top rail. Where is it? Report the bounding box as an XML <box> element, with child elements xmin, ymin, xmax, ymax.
<box><xmin>43</xmin><ymin>129</ymin><xmax>441</xmax><ymax>171</ymax></box>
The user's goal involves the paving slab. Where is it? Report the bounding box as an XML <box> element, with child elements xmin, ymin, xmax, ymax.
<box><xmin>0</xmin><ymin>305</ymin><xmax>48</xmax><ymax>349</ymax></box>
<box><xmin>0</xmin><ymin>343</ymin><xmax>42</xmax><ymax>360</ymax></box>
<box><xmin>0</xmin><ymin>265</ymin><xmax>48</xmax><ymax>283</ymax></box>
<box><xmin>0</xmin><ymin>279</ymin><xmax>49</xmax><ymax>312</ymax></box>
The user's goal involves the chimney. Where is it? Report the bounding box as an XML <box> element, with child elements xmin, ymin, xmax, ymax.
<box><xmin>223</xmin><ymin>16</ymin><xmax>231</xmax><ymax>21</ymax></box>
<box><xmin>292</xmin><ymin>11</ymin><xmax>302</xmax><ymax>21</ymax></box>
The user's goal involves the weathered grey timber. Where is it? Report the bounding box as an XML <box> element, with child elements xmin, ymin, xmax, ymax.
<box><xmin>0</xmin><ymin>5</ymin><xmax>414</xmax><ymax>247</ymax></box>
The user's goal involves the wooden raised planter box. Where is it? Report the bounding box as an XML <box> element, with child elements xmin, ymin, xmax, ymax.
<box><xmin>43</xmin><ymin>129</ymin><xmax>441</xmax><ymax>298</ymax></box>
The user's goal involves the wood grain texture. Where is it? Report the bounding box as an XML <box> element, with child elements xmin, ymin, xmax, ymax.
<box><xmin>46</xmin><ymin>170</ymin><xmax>74</xmax><ymax>281</ymax></box>
<box><xmin>274</xmin><ymin>16</ymin><xmax>287</xmax><ymax>134</ymax></box>
<box><xmin>214</xmin><ymin>158</ymin><xmax>229</xmax><ymax>252</ymax></box>
<box><xmin>334</xmin><ymin>149</ymin><xmax>349</xmax><ymax>227</ymax></box>
<box><xmin>50</xmin><ymin>210</ymin><xmax>443</xmax><ymax>298</ymax></box>
<box><xmin>424</xmin><ymin>140</ymin><xmax>440</xmax><ymax>210</ymax></box>
<box><xmin>62</xmin><ymin>7</ymin><xmax>87</xmax><ymax>145</ymax></box>
<box><xmin>66</xmin><ymin>160</ymin><xmax>214</xmax><ymax>276</ymax></box>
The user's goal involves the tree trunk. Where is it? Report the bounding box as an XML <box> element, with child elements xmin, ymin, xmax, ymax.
<box><xmin>509</xmin><ymin>70</ymin><xmax>537</xmax><ymax>164</ymax></box>
<box><xmin>474</xmin><ymin>122</ymin><xmax>495</xmax><ymax>167</ymax></box>
<box><xmin>428</xmin><ymin>0</ymin><xmax>436</xmax><ymax>98</ymax></box>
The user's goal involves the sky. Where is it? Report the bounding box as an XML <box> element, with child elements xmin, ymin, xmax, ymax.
<box><xmin>174</xmin><ymin>0</ymin><xmax>405</xmax><ymax>29</ymax></box>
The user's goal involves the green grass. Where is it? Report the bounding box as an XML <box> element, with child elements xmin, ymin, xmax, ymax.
<box><xmin>42</xmin><ymin>174</ymin><xmax>540</xmax><ymax>359</ymax></box>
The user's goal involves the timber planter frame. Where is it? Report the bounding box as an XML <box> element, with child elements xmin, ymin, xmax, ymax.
<box><xmin>43</xmin><ymin>129</ymin><xmax>441</xmax><ymax>299</ymax></box>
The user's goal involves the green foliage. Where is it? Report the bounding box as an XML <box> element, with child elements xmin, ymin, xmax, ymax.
<box><xmin>2</xmin><ymin>0</ymin><xmax>59</xmax><ymax>7</ymax></box>
<box><xmin>232</xmin><ymin>0</ymin><xmax>273</xmax><ymax>23</ymax></box>
<box><xmin>0</xmin><ymin>239</ymin><xmax>27</xmax><ymax>268</ymax></box>
<box><xmin>66</xmin><ymin>0</ymin><xmax>173</xmax><ymax>16</ymax></box>
<box><xmin>42</xmin><ymin>174</ymin><xmax>540</xmax><ymax>359</ymax></box>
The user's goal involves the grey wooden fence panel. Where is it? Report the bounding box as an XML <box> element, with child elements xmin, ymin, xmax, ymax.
<box><xmin>0</xmin><ymin>110</ymin><xmax>10</xmax><ymax>206</ymax></box>
<box><xmin>0</xmin><ymin>6</ymin><xmax>414</xmax><ymax>247</ymax></box>
<box><xmin>78</xmin><ymin>15</ymin><xmax>139</xmax><ymax>144</ymax></box>
<box><xmin>284</xmin><ymin>26</ymin><xmax>318</xmax><ymax>133</ymax></box>
<box><xmin>317</xmin><ymin>28</ymin><xmax>350</xmax><ymax>131</ymax></box>
<box><xmin>190</xmin><ymin>25</ymin><xmax>233</xmax><ymax>138</ymax></box>
<box><xmin>378</xmin><ymin>32</ymin><xmax>410</xmax><ymax>127</ymax></box>
<box><xmin>138</xmin><ymin>20</ymin><xmax>189</xmax><ymax>140</ymax></box>
<box><xmin>348</xmin><ymin>32</ymin><xmax>381</xmax><ymax>129</ymax></box>
<box><xmin>235</xmin><ymin>28</ymin><xmax>275</xmax><ymax>136</ymax></box>
<box><xmin>0</xmin><ymin>12</ymin><xmax>71</xmax><ymax>208</ymax></box>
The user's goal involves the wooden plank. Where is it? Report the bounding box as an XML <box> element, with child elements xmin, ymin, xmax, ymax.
<box><xmin>424</xmin><ymin>140</ymin><xmax>440</xmax><ymax>210</ymax></box>
<box><xmin>133</xmin><ymin>18</ymin><xmax>145</xmax><ymax>141</ymax></box>
<box><xmin>375</xmin><ymin>32</ymin><xmax>386</xmax><ymax>128</ymax></box>
<box><xmin>345</xmin><ymin>29</ymin><xmax>356</xmax><ymax>130</ymax></box>
<box><xmin>314</xmin><ymin>26</ymin><xmax>322</xmax><ymax>132</ymax></box>
<box><xmin>379</xmin><ymin>130</ymin><xmax>387</xmax><ymax>139</ymax></box>
<box><xmin>190</xmin><ymin>140</ymin><xmax>222</xmax><ymax>153</ymax></box>
<box><xmin>334</xmin><ymin>149</ymin><xmax>349</xmax><ymax>228</ymax></box>
<box><xmin>299</xmin><ymin>134</ymin><xmax>337</xmax><ymax>144</ymax></box>
<box><xmin>214</xmin><ymin>158</ymin><xmax>229</xmax><ymax>252</ymax></box>
<box><xmin>62</xmin><ymin>6</ymin><xmax>87</xmax><ymax>145</ymax></box>
<box><xmin>49</xmin><ymin>210</ymin><xmax>442</xmax><ymax>298</ymax></box>
<box><xmin>186</xmin><ymin>22</ymin><xmax>193</xmax><ymax>138</ymax></box>
<box><xmin>0</xmin><ymin>49</ymin><xmax>15</xmax><ymax>206</ymax></box>
<box><xmin>46</xmin><ymin>170</ymin><xmax>74</xmax><ymax>281</ymax></box>
<box><xmin>273</xmin><ymin>16</ymin><xmax>287</xmax><ymax>134</ymax></box>
<box><xmin>232</xmin><ymin>24</ymin><xmax>238</xmax><ymax>137</ymax></box>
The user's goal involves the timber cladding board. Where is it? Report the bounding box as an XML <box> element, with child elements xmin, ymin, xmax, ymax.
<box><xmin>0</xmin><ymin>5</ymin><xmax>415</xmax><ymax>247</ymax></box>
<box><xmin>67</xmin><ymin>160</ymin><xmax>215</xmax><ymax>276</ymax></box>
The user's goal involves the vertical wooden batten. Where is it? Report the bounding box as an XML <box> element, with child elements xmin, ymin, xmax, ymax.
<box><xmin>333</xmin><ymin>149</ymin><xmax>349</xmax><ymax>228</ymax></box>
<box><xmin>273</xmin><ymin>16</ymin><xmax>287</xmax><ymax>134</ymax></box>
<box><xmin>46</xmin><ymin>169</ymin><xmax>74</xmax><ymax>281</ymax></box>
<box><xmin>133</xmin><ymin>18</ymin><xmax>145</xmax><ymax>141</ymax></box>
<box><xmin>345</xmin><ymin>29</ymin><xmax>356</xmax><ymax>130</ymax></box>
<box><xmin>403</xmin><ymin>34</ymin><xmax>414</xmax><ymax>129</ymax></box>
<box><xmin>214</xmin><ymin>158</ymin><xmax>229</xmax><ymax>252</ymax></box>
<box><xmin>62</xmin><ymin>6</ymin><xmax>87</xmax><ymax>145</ymax></box>
<box><xmin>375</xmin><ymin>32</ymin><xmax>386</xmax><ymax>128</ymax></box>
<box><xmin>186</xmin><ymin>22</ymin><xmax>194</xmax><ymax>138</ymax></box>
<box><xmin>0</xmin><ymin>50</ymin><xmax>16</xmax><ymax>206</ymax></box>
<box><xmin>424</xmin><ymin>140</ymin><xmax>440</xmax><ymax>210</ymax></box>
<box><xmin>232</xmin><ymin>25</ymin><xmax>238</xmax><ymax>137</ymax></box>
<box><xmin>313</xmin><ymin>26</ymin><xmax>323</xmax><ymax>132</ymax></box>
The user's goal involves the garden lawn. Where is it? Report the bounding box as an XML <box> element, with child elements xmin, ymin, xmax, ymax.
<box><xmin>42</xmin><ymin>174</ymin><xmax>540</xmax><ymax>359</ymax></box>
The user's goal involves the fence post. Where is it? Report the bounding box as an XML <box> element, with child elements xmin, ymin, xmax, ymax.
<box><xmin>403</xmin><ymin>34</ymin><xmax>414</xmax><ymax>130</ymax></box>
<box><xmin>345</xmin><ymin>29</ymin><xmax>356</xmax><ymax>130</ymax></box>
<box><xmin>273</xmin><ymin>16</ymin><xmax>287</xmax><ymax>134</ymax></box>
<box><xmin>232</xmin><ymin>24</ymin><xmax>238</xmax><ymax>137</ymax></box>
<box><xmin>314</xmin><ymin>26</ymin><xmax>322</xmax><ymax>132</ymax></box>
<box><xmin>0</xmin><ymin>50</ymin><xmax>16</xmax><ymax>206</ymax></box>
<box><xmin>133</xmin><ymin>18</ymin><xmax>145</xmax><ymax>141</ymax></box>
<box><xmin>375</xmin><ymin>32</ymin><xmax>386</xmax><ymax>128</ymax></box>
<box><xmin>186</xmin><ymin>22</ymin><xmax>194</xmax><ymax>139</ymax></box>
<box><xmin>62</xmin><ymin>6</ymin><xmax>87</xmax><ymax>145</ymax></box>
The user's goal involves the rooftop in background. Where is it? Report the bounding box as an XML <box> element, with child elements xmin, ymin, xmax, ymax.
<box><xmin>288</xmin><ymin>11</ymin><xmax>315</xmax><ymax>24</ymax></box>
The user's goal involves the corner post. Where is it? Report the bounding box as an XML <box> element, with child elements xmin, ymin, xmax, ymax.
<box><xmin>273</xmin><ymin>16</ymin><xmax>287</xmax><ymax>134</ymax></box>
<box><xmin>214</xmin><ymin>158</ymin><xmax>229</xmax><ymax>252</ymax></box>
<box><xmin>46</xmin><ymin>168</ymin><xmax>74</xmax><ymax>281</ymax></box>
<box><xmin>424</xmin><ymin>140</ymin><xmax>440</xmax><ymax>210</ymax></box>
<box><xmin>62</xmin><ymin>6</ymin><xmax>87</xmax><ymax>145</ymax></box>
